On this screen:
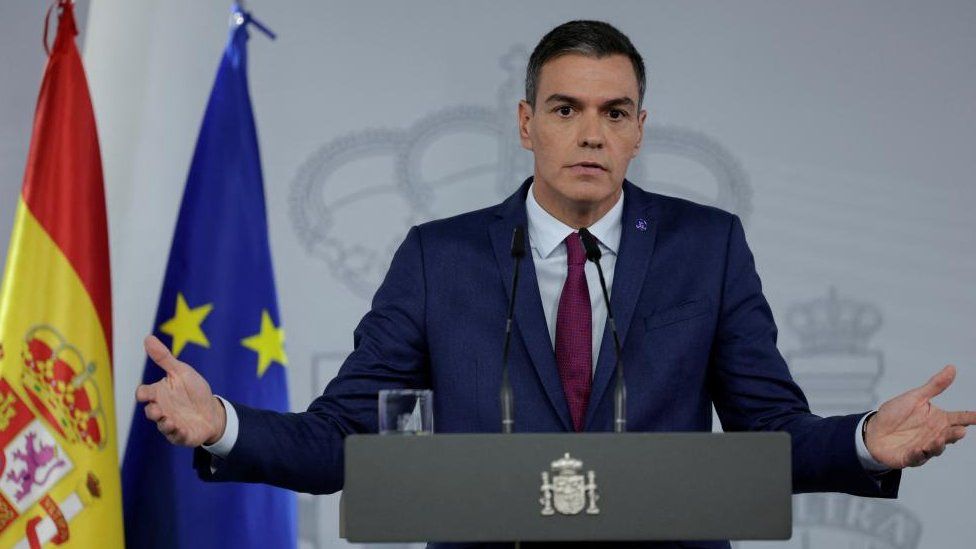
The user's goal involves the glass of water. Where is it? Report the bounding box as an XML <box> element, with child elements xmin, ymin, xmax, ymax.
<box><xmin>378</xmin><ymin>389</ymin><xmax>433</xmax><ymax>434</ymax></box>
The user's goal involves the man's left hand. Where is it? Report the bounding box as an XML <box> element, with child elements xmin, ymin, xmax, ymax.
<box><xmin>865</xmin><ymin>365</ymin><xmax>975</xmax><ymax>469</ymax></box>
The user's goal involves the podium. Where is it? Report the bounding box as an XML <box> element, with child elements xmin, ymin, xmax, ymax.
<box><xmin>340</xmin><ymin>432</ymin><xmax>792</xmax><ymax>543</ymax></box>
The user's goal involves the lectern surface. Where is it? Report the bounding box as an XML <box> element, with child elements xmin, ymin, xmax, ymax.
<box><xmin>342</xmin><ymin>432</ymin><xmax>791</xmax><ymax>543</ymax></box>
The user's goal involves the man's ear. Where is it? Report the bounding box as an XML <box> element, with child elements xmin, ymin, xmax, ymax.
<box><xmin>632</xmin><ymin>109</ymin><xmax>648</xmax><ymax>157</ymax></box>
<box><xmin>518</xmin><ymin>100</ymin><xmax>534</xmax><ymax>151</ymax></box>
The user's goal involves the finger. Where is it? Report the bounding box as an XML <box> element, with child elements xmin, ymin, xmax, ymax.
<box><xmin>135</xmin><ymin>384</ymin><xmax>156</xmax><ymax>403</ymax></box>
<box><xmin>144</xmin><ymin>403</ymin><xmax>163</xmax><ymax>422</ymax></box>
<box><xmin>916</xmin><ymin>365</ymin><xmax>956</xmax><ymax>399</ymax></box>
<box><xmin>145</xmin><ymin>335</ymin><xmax>185</xmax><ymax>376</ymax></box>
<box><xmin>157</xmin><ymin>418</ymin><xmax>177</xmax><ymax>436</ymax></box>
<box><xmin>167</xmin><ymin>429</ymin><xmax>189</xmax><ymax>446</ymax></box>
<box><xmin>945</xmin><ymin>425</ymin><xmax>967</xmax><ymax>444</ymax></box>
<box><xmin>923</xmin><ymin>442</ymin><xmax>946</xmax><ymax>458</ymax></box>
<box><xmin>948</xmin><ymin>410</ymin><xmax>976</xmax><ymax>426</ymax></box>
<box><xmin>905</xmin><ymin>448</ymin><xmax>929</xmax><ymax>468</ymax></box>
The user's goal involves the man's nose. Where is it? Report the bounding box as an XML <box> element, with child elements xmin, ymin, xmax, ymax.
<box><xmin>577</xmin><ymin>112</ymin><xmax>605</xmax><ymax>149</ymax></box>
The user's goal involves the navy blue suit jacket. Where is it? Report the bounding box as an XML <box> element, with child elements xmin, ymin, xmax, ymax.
<box><xmin>196</xmin><ymin>179</ymin><xmax>899</xmax><ymax>548</ymax></box>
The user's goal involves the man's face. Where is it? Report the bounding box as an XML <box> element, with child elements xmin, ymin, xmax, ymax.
<box><xmin>519</xmin><ymin>53</ymin><xmax>646</xmax><ymax>215</ymax></box>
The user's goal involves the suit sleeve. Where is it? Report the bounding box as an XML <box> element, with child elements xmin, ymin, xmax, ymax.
<box><xmin>194</xmin><ymin>226</ymin><xmax>431</xmax><ymax>494</ymax></box>
<box><xmin>707</xmin><ymin>215</ymin><xmax>900</xmax><ymax>497</ymax></box>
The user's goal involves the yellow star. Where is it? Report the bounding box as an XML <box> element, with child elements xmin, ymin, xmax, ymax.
<box><xmin>241</xmin><ymin>310</ymin><xmax>288</xmax><ymax>378</ymax></box>
<box><xmin>159</xmin><ymin>293</ymin><xmax>214</xmax><ymax>358</ymax></box>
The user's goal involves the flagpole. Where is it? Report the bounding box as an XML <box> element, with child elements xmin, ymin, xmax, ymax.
<box><xmin>231</xmin><ymin>1</ymin><xmax>276</xmax><ymax>40</ymax></box>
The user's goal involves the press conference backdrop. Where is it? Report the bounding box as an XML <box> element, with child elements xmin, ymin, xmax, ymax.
<box><xmin>2</xmin><ymin>1</ymin><xmax>974</xmax><ymax>548</ymax></box>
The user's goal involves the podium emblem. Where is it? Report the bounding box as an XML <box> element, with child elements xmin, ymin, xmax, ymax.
<box><xmin>540</xmin><ymin>453</ymin><xmax>599</xmax><ymax>516</ymax></box>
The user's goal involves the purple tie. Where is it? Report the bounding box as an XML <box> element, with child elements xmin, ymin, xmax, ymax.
<box><xmin>555</xmin><ymin>232</ymin><xmax>592</xmax><ymax>431</ymax></box>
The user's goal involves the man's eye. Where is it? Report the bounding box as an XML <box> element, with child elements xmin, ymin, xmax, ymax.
<box><xmin>556</xmin><ymin>106</ymin><xmax>574</xmax><ymax>117</ymax></box>
<box><xmin>608</xmin><ymin>109</ymin><xmax>627</xmax><ymax>120</ymax></box>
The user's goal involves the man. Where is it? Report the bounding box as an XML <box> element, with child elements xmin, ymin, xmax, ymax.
<box><xmin>137</xmin><ymin>20</ymin><xmax>973</xmax><ymax>547</ymax></box>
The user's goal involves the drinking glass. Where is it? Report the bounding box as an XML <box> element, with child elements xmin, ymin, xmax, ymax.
<box><xmin>378</xmin><ymin>389</ymin><xmax>433</xmax><ymax>434</ymax></box>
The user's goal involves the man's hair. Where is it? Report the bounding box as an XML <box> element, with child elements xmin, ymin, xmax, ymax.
<box><xmin>525</xmin><ymin>20</ymin><xmax>646</xmax><ymax>108</ymax></box>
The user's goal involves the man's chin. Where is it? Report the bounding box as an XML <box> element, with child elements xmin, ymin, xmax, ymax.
<box><xmin>558</xmin><ymin>184</ymin><xmax>621</xmax><ymax>210</ymax></box>
<box><xmin>534</xmin><ymin>172</ymin><xmax>621</xmax><ymax>205</ymax></box>
<box><xmin>563</xmin><ymin>176</ymin><xmax>619</xmax><ymax>197</ymax></box>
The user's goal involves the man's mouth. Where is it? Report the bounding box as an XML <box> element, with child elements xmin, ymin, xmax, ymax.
<box><xmin>568</xmin><ymin>161</ymin><xmax>607</xmax><ymax>174</ymax></box>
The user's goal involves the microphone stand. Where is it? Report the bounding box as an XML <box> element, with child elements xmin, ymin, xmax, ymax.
<box><xmin>500</xmin><ymin>225</ymin><xmax>525</xmax><ymax>434</ymax></box>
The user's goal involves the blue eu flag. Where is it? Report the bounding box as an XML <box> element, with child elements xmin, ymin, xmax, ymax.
<box><xmin>122</xmin><ymin>6</ymin><xmax>296</xmax><ymax>548</ymax></box>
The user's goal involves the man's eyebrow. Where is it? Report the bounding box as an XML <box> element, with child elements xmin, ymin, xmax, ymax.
<box><xmin>542</xmin><ymin>94</ymin><xmax>636</xmax><ymax>109</ymax></box>
<box><xmin>601</xmin><ymin>97</ymin><xmax>635</xmax><ymax>109</ymax></box>
<box><xmin>544</xmin><ymin>93</ymin><xmax>582</xmax><ymax>105</ymax></box>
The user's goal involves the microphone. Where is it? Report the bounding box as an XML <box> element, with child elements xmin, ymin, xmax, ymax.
<box><xmin>500</xmin><ymin>225</ymin><xmax>525</xmax><ymax>434</ymax></box>
<box><xmin>578</xmin><ymin>227</ymin><xmax>627</xmax><ymax>433</ymax></box>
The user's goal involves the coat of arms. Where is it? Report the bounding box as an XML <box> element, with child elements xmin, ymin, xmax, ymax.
<box><xmin>0</xmin><ymin>327</ymin><xmax>106</xmax><ymax>546</ymax></box>
<box><xmin>540</xmin><ymin>453</ymin><xmax>599</xmax><ymax>516</ymax></box>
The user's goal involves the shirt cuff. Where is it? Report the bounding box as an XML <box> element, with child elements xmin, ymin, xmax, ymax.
<box><xmin>855</xmin><ymin>411</ymin><xmax>889</xmax><ymax>472</ymax></box>
<box><xmin>201</xmin><ymin>395</ymin><xmax>239</xmax><ymax>459</ymax></box>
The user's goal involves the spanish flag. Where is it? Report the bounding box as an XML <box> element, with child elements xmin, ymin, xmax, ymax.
<box><xmin>0</xmin><ymin>2</ymin><xmax>124</xmax><ymax>547</ymax></box>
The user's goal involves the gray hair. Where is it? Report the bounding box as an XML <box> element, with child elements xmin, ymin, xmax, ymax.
<box><xmin>525</xmin><ymin>20</ymin><xmax>646</xmax><ymax>109</ymax></box>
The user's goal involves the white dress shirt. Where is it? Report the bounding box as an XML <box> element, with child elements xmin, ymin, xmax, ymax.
<box><xmin>525</xmin><ymin>183</ymin><xmax>622</xmax><ymax>370</ymax></box>
<box><xmin>205</xmin><ymin>183</ymin><xmax>886</xmax><ymax>472</ymax></box>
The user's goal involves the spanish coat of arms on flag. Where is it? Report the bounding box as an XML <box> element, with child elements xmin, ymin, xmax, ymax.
<box><xmin>0</xmin><ymin>2</ymin><xmax>124</xmax><ymax>547</ymax></box>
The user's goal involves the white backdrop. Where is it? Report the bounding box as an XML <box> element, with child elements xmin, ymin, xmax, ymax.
<box><xmin>3</xmin><ymin>1</ymin><xmax>975</xmax><ymax>548</ymax></box>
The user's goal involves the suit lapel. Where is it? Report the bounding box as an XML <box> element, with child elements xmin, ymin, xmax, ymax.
<box><xmin>585</xmin><ymin>181</ymin><xmax>658</xmax><ymax>429</ymax></box>
<box><xmin>489</xmin><ymin>179</ymin><xmax>573</xmax><ymax>431</ymax></box>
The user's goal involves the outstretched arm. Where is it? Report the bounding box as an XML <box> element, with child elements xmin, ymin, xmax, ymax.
<box><xmin>709</xmin><ymin>214</ymin><xmax>899</xmax><ymax>496</ymax></box>
<box><xmin>135</xmin><ymin>226</ymin><xmax>431</xmax><ymax>494</ymax></box>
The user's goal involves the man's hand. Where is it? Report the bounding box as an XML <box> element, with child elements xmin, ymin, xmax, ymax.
<box><xmin>865</xmin><ymin>365</ymin><xmax>975</xmax><ymax>469</ymax></box>
<box><xmin>135</xmin><ymin>335</ymin><xmax>227</xmax><ymax>447</ymax></box>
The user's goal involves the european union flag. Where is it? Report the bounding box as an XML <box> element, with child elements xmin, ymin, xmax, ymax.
<box><xmin>122</xmin><ymin>6</ymin><xmax>296</xmax><ymax>548</ymax></box>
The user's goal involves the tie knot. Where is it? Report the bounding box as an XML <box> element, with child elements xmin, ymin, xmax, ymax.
<box><xmin>565</xmin><ymin>232</ymin><xmax>587</xmax><ymax>266</ymax></box>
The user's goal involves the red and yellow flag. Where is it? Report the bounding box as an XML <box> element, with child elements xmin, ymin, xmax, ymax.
<box><xmin>0</xmin><ymin>2</ymin><xmax>123</xmax><ymax>547</ymax></box>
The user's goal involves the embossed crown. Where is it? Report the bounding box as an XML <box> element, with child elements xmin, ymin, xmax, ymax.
<box><xmin>19</xmin><ymin>326</ymin><xmax>106</xmax><ymax>449</ymax></box>
<box><xmin>551</xmin><ymin>453</ymin><xmax>583</xmax><ymax>475</ymax></box>
<box><xmin>786</xmin><ymin>287</ymin><xmax>881</xmax><ymax>353</ymax></box>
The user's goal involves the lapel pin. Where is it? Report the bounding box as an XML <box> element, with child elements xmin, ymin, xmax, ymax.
<box><xmin>635</xmin><ymin>218</ymin><xmax>648</xmax><ymax>231</ymax></box>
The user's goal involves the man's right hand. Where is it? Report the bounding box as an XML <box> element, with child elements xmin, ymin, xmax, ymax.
<box><xmin>135</xmin><ymin>335</ymin><xmax>227</xmax><ymax>447</ymax></box>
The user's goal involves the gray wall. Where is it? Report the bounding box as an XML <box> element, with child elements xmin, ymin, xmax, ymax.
<box><xmin>0</xmin><ymin>1</ymin><xmax>89</xmax><ymax>262</ymax></box>
<box><xmin>4</xmin><ymin>1</ymin><xmax>975</xmax><ymax>548</ymax></box>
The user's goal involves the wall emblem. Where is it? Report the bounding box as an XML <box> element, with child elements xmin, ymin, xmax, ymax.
<box><xmin>737</xmin><ymin>287</ymin><xmax>923</xmax><ymax>549</ymax></box>
<box><xmin>540</xmin><ymin>453</ymin><xmax>599</xmax><ymax>516</ymax></box>
<box><xmin>784</xmin><ymin>287</ymin><xmax>884</xmax><ymax>416</ymax></box>
<box><xmin>288</xmin><ymin>46</ymin><xmax>752</xmax><ymax>301</ymax></box>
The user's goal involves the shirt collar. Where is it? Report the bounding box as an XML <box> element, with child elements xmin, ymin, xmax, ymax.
<box><xmin>525</xmin><ymin>182</ymin><xmax>623</xmax><ymax>259</ymax></box>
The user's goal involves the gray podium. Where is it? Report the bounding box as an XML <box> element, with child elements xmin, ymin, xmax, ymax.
<box><xmin>340</xmin><ymin>433</ymin><xmax>792</xmax><ymax>543</ymax></box>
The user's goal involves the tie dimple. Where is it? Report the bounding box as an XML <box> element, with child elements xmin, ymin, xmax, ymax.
<box><xmin>565</xmin><ymin>231</ymin><xmax>586</xmax><ymax>266</ymax></box>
